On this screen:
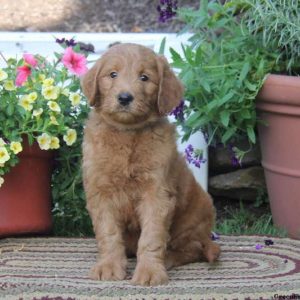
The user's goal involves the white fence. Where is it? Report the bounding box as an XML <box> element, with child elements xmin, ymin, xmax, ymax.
<box><xmin>0</xmin><ymin>32</ymin><xmax>208</xmax><ymax>190</ymax></box>
<box><xmin>0</xmin><ymin>32</ymin><xmax>178</xmax><ymax>63</ymax></box>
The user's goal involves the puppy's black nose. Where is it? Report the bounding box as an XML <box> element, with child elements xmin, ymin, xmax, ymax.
<box><xmin>118</xmin><ymin>92</ymin><xmax>134</xmax><ymax>106</ymax></box>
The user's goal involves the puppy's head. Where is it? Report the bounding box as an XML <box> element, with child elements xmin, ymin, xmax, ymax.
<box><xmin>81</xmin><ymin>43</ymin><xmax>183</xmax><ymax>127</ymax></box>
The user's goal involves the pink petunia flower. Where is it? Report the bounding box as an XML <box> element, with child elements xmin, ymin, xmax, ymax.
<box><xmin>62</xmin><ymin>47</ymin><xmax>88</xmax><ymax>76</ymax></box>
<box><xmin>23</xmin><ymin>53</ymin><xmax>38</xmax><ymax>67</ymax></box>
<box><xmin>16</xmin><ymin>65</ymin><xmax>32</xmax><ymax>87</ymax></box>
<box><xmin>15</xmin><ymin>53</ymin><xmax>38</xmax><ymax>86</ymax></box>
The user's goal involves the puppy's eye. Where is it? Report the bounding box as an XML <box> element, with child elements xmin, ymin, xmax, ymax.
<box><xmin>110</xmin><ymin>72</ymin><xmax>118</xmax><ymax>78</ymax></box>
<box><xmin>140</xmin><ymin>74</ymin><xmax>149</xmax><ymax>82</ymax></box>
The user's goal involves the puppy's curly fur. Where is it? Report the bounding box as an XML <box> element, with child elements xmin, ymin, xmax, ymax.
<box><xmin>81</xmin><ymin>43</ymin><xmax>220</xmax><ymax>286</ymax></box>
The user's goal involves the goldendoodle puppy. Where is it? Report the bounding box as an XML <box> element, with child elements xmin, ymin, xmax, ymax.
<box><xmin>81</xmin><ymin>43</ymin><xmax>220</xmax><ymax>286</ymax></box>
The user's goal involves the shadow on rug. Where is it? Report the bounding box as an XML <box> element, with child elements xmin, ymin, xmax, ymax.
<box><xmin>0</xmin><ymin>236</ymin><xmax>300</xmax><ymax>300</ymax></box>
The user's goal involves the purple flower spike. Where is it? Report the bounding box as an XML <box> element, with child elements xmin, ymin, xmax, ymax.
<box><xmin>56</xmin><ymin>38</ymin><xmax>77</xmax><ymax>47</ymax></box>
<box><xmin>56</xmin><ymin>37</ymin><xmax>65</xmax><ymax>44</ymax></box>
<box><xmin>255</xmin><ymin>244</ymin><xmax>264</xmax><ymax>250</ymax></box>
<box><xmin>228</xmin><ymin>144</ymin><xmax>241</xmax><ymax>167</ymax></box>
<box><xmin>194</xmin><ymin>160</ymin><xmax>201</xmax><ymax>168</ymax></box>
<box><xmin>157</xmin><ymin>0</ymin><xmax>178</xmax><ymax>23</ymax></box>
<box><xmin>184</xmin><ymin>144</ymin><xmax>206</xmax><ymax>168</ymax></box>
<box><xmin>186</xmin><ymin>144</ymin><xmax>194</xmax><ymax>153</ymax></box>
<box><xmin>66</xmin><ymin>38</ymin><xmax>77</xmax><ymax>47</ymax></box>
<box><xmin>184</xmin><ymin>145</ymin><xmax>193</xmax><ymax>163</ymax></box>
<box><xmin>170</xmin><ymin>100</ymin><xmax>185</xmax><ymax>122</ymax></box>
<box><xmin>231</xmin><ymin>155</ymin><xmax>239</xmax><ymax>167</ymax></box>
<box><xmin>211</xmin><ymin>232</ymin><xmax>220</xmax><ymax>241</ymax></box>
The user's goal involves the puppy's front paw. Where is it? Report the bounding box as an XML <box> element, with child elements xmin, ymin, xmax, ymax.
<box><xmin>131</xmin><ymin>262</ymin><xmax>168</xmax><ymax>286</ymax></box>
<box><xmin>89</xmin><ymin>260</ymin><xmax>126</xmax><ymax>281</ymax></box>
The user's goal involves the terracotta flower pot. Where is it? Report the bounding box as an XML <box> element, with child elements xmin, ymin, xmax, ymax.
<box><xmin>0</xmin><ymin>138</ymin><xmax>53</xmax><ymax>237</ymax></box>
<box><xmin>256</xmin><ymin>74</ymin><xmax>300</xmax><ymax>239</ymax></box>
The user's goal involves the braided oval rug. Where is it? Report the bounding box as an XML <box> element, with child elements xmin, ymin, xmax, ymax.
<box><xmin>1</xmin><ymin>236</ymin><xmax>300</xmax><ymax>300</ymax></box>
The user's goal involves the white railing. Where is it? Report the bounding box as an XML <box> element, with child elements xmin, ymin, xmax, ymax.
<box><xmin>0</xmin><ymin>32</ymin><xmax>177</xmax><ymax>62</ymax></box>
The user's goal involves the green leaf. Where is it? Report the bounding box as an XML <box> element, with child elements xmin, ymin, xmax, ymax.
<box><xmin>201</xmin><ymin>79</ymin><xmax>211</xmax><ymax>93</ymax></box>
<box><xmin>27</xmin><ymin>134</ymin><xmax>34</xmax><ymax>145</ymax></box>
<box><xmin>0</xmin><ymin>95</ymin><xmax>8</xmax><ymax>109</ymax></box>
<box><xmin>221</xmin><ymin>127</ymin><xmax>237</xmax><ymax>144</ymax></box>
<box><xmin>241</xmin><ymin>109</ymin><xmax>251</xmax><ymax>119</ymax></box>
<box><xmin>206</xmin><ymin>99</ymin><xmax>218</xmax><ymax>111</ymax></box>
<box><xmin>220</xmin><ymin>111</ymin><xmax>230</xmax><ymax>127</ymax></box>
<box><xmin>185</xmin><ymin>111</ymin><xmax>201</xmax><ymax>127</ymax></box>
<box><xmin>218</xmin><ymin>91</ymin><xmax>235</xmax><ymax>106</ymax></box>
<box><xmin>199</xmin><ymin>0</ymin><xmax>208</xmax><ymax>15</ymax></box>
<box><xmin>245</xmin><ymin>80</ymin><xmax>258</xmax><ymax>92</ymax></box>
<box><xmin>54</xmin><ymin>52</ymin><xmax>61</xmax><ymax>60</ymax></box>
<box><xmin>158</xmin><ymin>37</ymin><xmax>166</xmax><ymax>55</ymax></box>
<box><xmin>239</xmin><ymin>62</ymin><xmax>250</xmax><ymax>81</ymax></box>
<box><xmin>169</xmin><ymin>47</ymin><xmax>182</xmax><ymax>64</ymax></box>
<box><xmin>6</xmin><ymin>103</ymin><xmax>14</xmax><ymax>116</ymax></box>
<box><xmin>195</xmin><ymin>45</ymin><xmax>203</xmax><ymax>65</ymax></box>
<box><xmin>247</xmin><ymin>126</ymin><xmax>256</xmax><ymax>144</ymax></box>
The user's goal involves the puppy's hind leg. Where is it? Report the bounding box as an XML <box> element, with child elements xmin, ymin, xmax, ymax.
<box><xmin>165</xmin><ymin>237</ymin><xmax>220</xmax><ymax>270</ymax></box>
<box><xmin>165</xmin><ymin>240</ymin><xmax>203</xmax><ymax>270</ymax></box>
<box><xmin>202</xmin><ymin>238</ymin><xmax>221</xmax><ymax>263</ymax></box>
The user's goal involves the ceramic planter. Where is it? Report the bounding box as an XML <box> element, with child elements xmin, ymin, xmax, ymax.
<box><xmin>256</xmin><ymin>74</ymin><xmax>300</xmax><ymax>239</ymax></box>
<box><xmin>0</xmin><ymin>138</ymin><xmax>53</xmax><ymax>237</ymax></box>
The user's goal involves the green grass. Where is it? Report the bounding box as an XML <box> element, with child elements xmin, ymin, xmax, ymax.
<box><xmin>215</xmin><ymin>203</ymin><xmax>287</xmax><ymax>237</ymax></box>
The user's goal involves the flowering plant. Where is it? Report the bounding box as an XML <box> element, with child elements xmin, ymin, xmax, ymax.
<box><xmin>160</xmin><ymin>0</ymin><xmax>300</xmax><ymax>164</ymax></box>
<box><xmin>0</xmin><ymin>40</ymin><xmax>90</xmax><ymax>187</ymax></box>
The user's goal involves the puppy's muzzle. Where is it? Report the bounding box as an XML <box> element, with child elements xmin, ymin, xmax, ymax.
<box><xmin>118</xmin><ymin>92</ymin><xmax>134</xmax><ymax>106</ymax></box>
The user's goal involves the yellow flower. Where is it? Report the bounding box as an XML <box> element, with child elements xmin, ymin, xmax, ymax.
<box><xmin>33</xmin><ymin>108</ymin><xmax>43</xmax><ymax>118</ymax></box>
<box><xmin>50</xmin><ymin>137</ymin><xmax>60</xmax><ymax>149</ymax></box>
<box><xmin>50</xmin><ymin>115</ymin><xmax>59</xmax><ymax>125</ymax></box>
<box><xmin>10</xmin><ymin>141</ymin><xmax>22</xmax><ymax>154</ymax></box>
<box><xmin>39</xmin><ymin>74</ymin><xmax>46</xmax><ymax>82</ymax></box>
<box><xmin>18</xmin><ymin>95</ymin><xmax>33</xmax><ymax>111</ymax></box>
<box><xmin>0</xmin><ymin>69</ymin><xmax>8</xmax><ymax>81</ymax></box>
<box><xmin>47</xmin><ymin>101</ymin><xmax>61</xmax><ymax>113</ymax></box>
<box><xmin>0</xmin><ymin>146</ymin><xmax>10</xmax><ymax>164</ymax></box>
<box><xmin>37</xmin><ymin>133</ymin><xmax>51</xmax><ymax>150</ymax></box>
<box><xmin>62</xmin><ymin>88</ymin><xmax>70</xmax><ymax>97</ymax></box>
<box><xmin>43</xmin><ymin>78</ymin><xmax>54</xmax><ymax>87</ymax></box>
<box><xmin>63</xmin><ymin>129</ymin><xmax>77</xmax><ymax>146</ymax></box>
<box><xmin>42</xmin><ymin>86</ymin><xmax>60</xmax><ymax>100</ymax></box>
<box><xmin>69</xmin><ymin>92</ymin><xmax>81</xmax><ymax>107</ymax></box>
<box><xmin>28</xmin><ymin>92</ymin><xmax>38</xmax><ymax>102</ymax></box>
<box><xmin>0</xmin><ymin>138</ymin><xmax>6</xmax><ymax>147</ymax></box>
<box><xmin>4</xmin><ymin>80</ymin><xmax>16</xmax><ymax>91</ymax></box>
<box><xmin>0</xmin><ymin>176</ymin><xmax>4</xmax><ymax>188</ymax></box>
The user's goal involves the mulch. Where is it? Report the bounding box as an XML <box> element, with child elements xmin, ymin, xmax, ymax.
<box><xmin>0</xmin><ymin>0</ymin><xmax>198</xmax><ymax>33</ymax></box>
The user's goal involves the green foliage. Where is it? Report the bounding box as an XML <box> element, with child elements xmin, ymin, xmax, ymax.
<box><xmin>245</xmin><ymin>0</ymin><xmax>300</xmax><ymax>72</ymax></box>
<box><xmin>171</xmin><ymin>0</ymin><xmax>300</xmax><ymax>148</ymax></box>
<box><xmin>253</xmin><ymin>187</ymin><xmax>268</xmax><ymax>208</ymax></box>
<box><xmin>215</xmin><ymin>202</ymin><xmax>287</xmax><ymax>237</ymax></box>
<box><xmin>51</xmin><ymin>102</ymin><xmax>93</xmax><ymax>237</ymax></box>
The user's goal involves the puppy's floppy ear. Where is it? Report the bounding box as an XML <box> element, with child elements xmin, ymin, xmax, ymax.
<box><xmin>81</xmin><ymin>60</ymin><xmax>102</xmax><ymax>107</ymax></box>
<box><xmin>156</xmin><ymin>55</ymin><xmax>184</xmax><ymax>115</ymax></box>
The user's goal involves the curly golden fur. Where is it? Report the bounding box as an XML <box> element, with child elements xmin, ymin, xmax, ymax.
<box><xmin>81</xmin><ymin>43</ymin><xmax>220</xmax><ymax>286</ymax></box>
